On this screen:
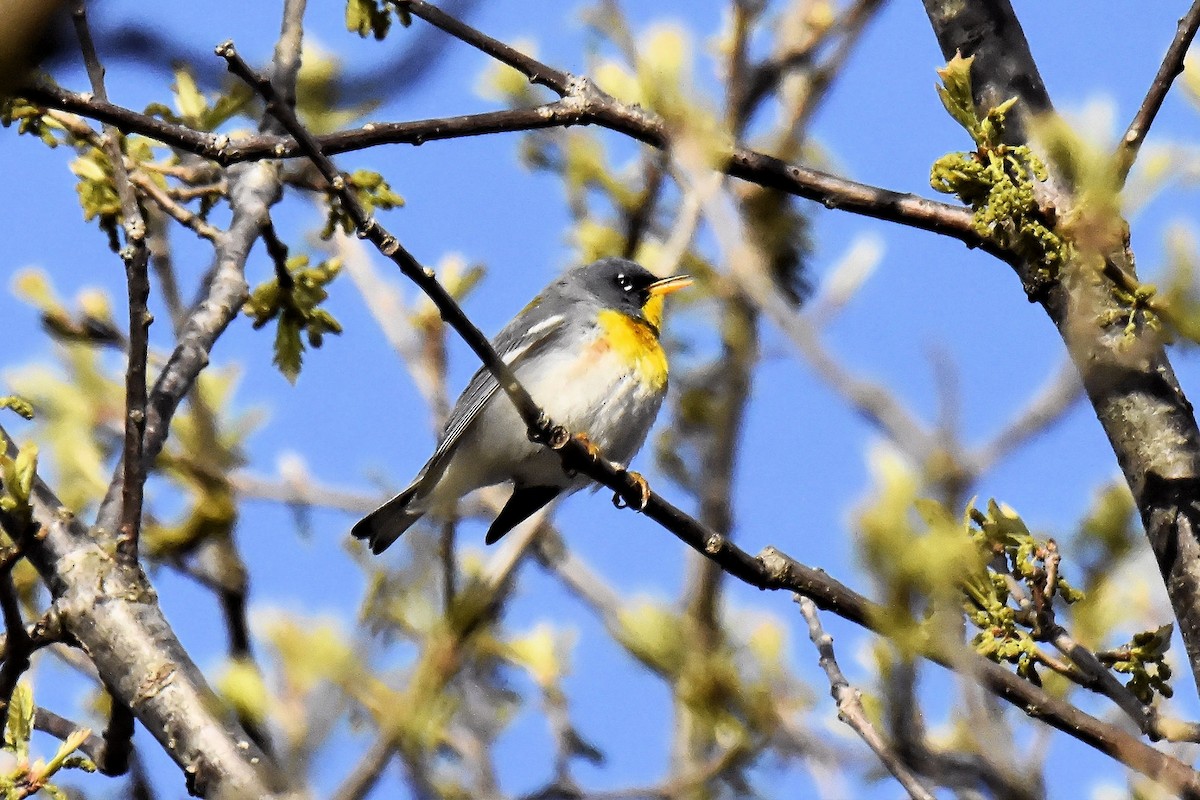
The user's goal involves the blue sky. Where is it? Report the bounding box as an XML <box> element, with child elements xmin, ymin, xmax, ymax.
<box><xmin>3</xmin><ymin>1</ymin><xmax>1200</xmax><ymax>797</ymax></box>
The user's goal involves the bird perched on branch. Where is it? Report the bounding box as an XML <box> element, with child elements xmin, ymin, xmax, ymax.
<box><xmin>352</xmin><ymin>257</ymin><xmax>691</xmax><ymax>552</ymax></box>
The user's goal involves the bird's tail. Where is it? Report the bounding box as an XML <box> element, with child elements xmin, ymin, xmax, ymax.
<box><xmin>351</xmin><ymin>478</ymin><xmax>428</xmax><ymax>554</ymax></box>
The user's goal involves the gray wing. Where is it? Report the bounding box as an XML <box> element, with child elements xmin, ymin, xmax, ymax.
<box><xmin>415</xmin><ymin>301</ymin><xmax>569</xmax><ymax>484</ymax></box>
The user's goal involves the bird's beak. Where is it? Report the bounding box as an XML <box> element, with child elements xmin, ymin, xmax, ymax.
<box><xmin>647</xmin><ymin>274</ymin><xmax>693</xmax><ymax>297</ymax></box>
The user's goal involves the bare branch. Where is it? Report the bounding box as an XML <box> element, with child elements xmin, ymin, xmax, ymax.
<box><xmin>71</xmin><ymin>0</ymin><xmax>152</xmax><ymax>565</ymax></box>
<box><xmin>797</xmin><ymin>596</ymin><xmax>937</xmax><ymax>800</ymax></box>
<box><xmin>129</xmin><ymin>173</ymin><xmax>221</xmax><ymax>241</ymax></box>
<box><xmin>233</xmin><ymin>471</ymin><xmax>380</xmax><ymax>514</ymax></box>
<box><xmin>1115</xmin><ymin>1</ymin><xmax>1200</xmax><ymax>184</ymax></box>
<box><xmin>21</xmin><ymin>66</ymin><xmax>991</xmax><ymax>256</ymax></box>
<box><xmin>0</xmin><ymin>570</ymin><xmax>32</xmax><ymax>719</ymax></box>
<box><xmin>34</xmin><ymin>708</ymin><xmax>109</xmax><ymax>765</ymax></box>
<box><xmin>329</xmin><ymin>736</ymin><xmax>395</xmax><ymax>800</ymax></box>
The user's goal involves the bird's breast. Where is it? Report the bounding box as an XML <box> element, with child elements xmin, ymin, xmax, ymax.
<box><xmin>594</xmin><ymin>309</ymin><xmax>668</xmax><ymax>392</ymax></box>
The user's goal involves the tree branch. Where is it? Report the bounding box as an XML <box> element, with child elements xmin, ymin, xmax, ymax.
<box><xmin>0</xmin><ymin>569</ymin><xmax>32</xmax><ymax>720</ymax></box>
<box><xmin>922</xmin><ymin>0</ymin><xmax>1200</xmax><ymax>697</ymax></box>
<box><xmin>20</xmin><ymin>56</ymin><xmax>991</xmax><ymax>257</ymax></box>
<box><xmin>1115</xmin><ymin>1</ymin><xmax>1200</xmax><ymax>184</ymax></box>
<box><xmin>1</xmin><ymin>424</ymin><xmax>290</xmax><ymax>798</ymax></box>
<box><xmin>71</xmin><ymin>0</ymin><xmax>151</xmax><ymax>565</ymax></box>
<box><xmin>797</xmin><ymin>596</ymin><xmax>937</xmax><ymax>800</ymax></box>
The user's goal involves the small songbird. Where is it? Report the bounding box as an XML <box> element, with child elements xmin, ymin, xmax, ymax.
<box><xmin>352</xmin><ymin>257</ymin><xmax>691</xmax><ymax>552</ymax></box>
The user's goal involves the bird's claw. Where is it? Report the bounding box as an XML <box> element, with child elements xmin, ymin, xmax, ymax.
<box><xmin>572</xmin><ymin>432</ymin><xmax>601</xmax><ymax>461</ymax></box>
<box><xmin>613</xmin><ymin>470</ymin><xmax>650</xmax><ymax>511</ymax></box>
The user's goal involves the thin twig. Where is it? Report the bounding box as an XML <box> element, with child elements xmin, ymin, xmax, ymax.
<box><xmin>33</xmin><ymin>708</ymin><xmax>109</xmax><ymax>764</ymax></box>
<box><xmin>129</xmin><ymin>172</ymin><xmax>221</xmax><ymax>241</ymax></box>
<box><xmin>1116</xmin><ymin>1</ymin><xmax>1200</xmax><ymax>184</ymax></box>
<box><xmin>72</xmin><ymin>0</ymin><xmax>151</xmax><ymax>565</ymax></box>
<box><xmin>232</xmin><ymin>471</ymin><xmax>380</xmax><ymax>514</ymax></box>
<box><xmin>797</xmin><ymin>596</ymin><xmax>937</xmax><ymax>800</ymax></box>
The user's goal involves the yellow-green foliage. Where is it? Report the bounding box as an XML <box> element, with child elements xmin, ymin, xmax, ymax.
<box><xmin>615</xmin><ymin>600</ymin><xmax>687</xmax><ymax>676</ymax></box>
<box><xmin>960</xmin><ymin>499</ymin><xmax>1082</xmax><ymax>684</ymax></box>
<box><xmin>851</xmin><ymin>447</ymin><xmax>1162</xmax><ymax>693</ymax></box>
<box><xmin>614</xmin><ymin>599</ymin><xmax>797</xmax><ymax>755</ymax></box>
<box><xmin>0</xmin><ymin>97</ymin><xmax>63</xmax><ymax>149</ymax></box>
<box><xmin>0</xmin><ymin>397</ymin><xmax>33</xmax><ymax>421</ymax></box>
<box><xmin>320</xmin><ymin>170</ymin><xmax>404</xmax><ymax>240</ymax></box>
<box><xmin>476</xmin><ymin>39</ymin><xmax>546</xmax><ymax>108</ymax></box>
<box><xmin>507</xmin><ymin>623</ymin><xmax>573</xmax><ymax>688</ymax></box>
<box><xmin>929</xmin><ymin>54</ymin><xmax>1067</xmax><ymax>277</ymax></box>
<box><xmin>1150</xmin><ymin>225</ymin><xmax>1200</xmax><ymax>346</ymax></box>
<box><xmin>593</xmin><ymin>24</ymin><xmax>730</xmax><ymax>163</ymax></box>
<box><xmin>345</xmin><ymin>0</ymin><xmax>410</xmax><ymax>40</ymax></box>
<box><xmin>69</xmin><ymin>147</ymin><xmax>122</xmax><ymax>243</ymax></box>
<box><xmin>1033</xmin><ymin>115</ymin><xmax>1124</xmax><ymax>253</ymax></box>
<box><xmin>474</xmin><ymin>18</ymin><xmax>725</xmax><ymax>281</ymax></box>
<box><xmin>0</xmin><ymin>442</ymin><xmax>37</xmax><ymax>531</ymax></box>
<box><xmin>9</xmin><ymin>270</ymin><xmax>259</xmax><ymax>550</ymax></box>
<box><xmin>1100</xmin><ymin>625</ymin><xmax>1174</xmax><ymax>704</ymax></box>
<box><xmin>143</xmin><ymin>65</ymin><xmax>252</xmax><ymax>132</ymax></box>
<box><xmin>70</xmin><ymin>136</ymin><xmax>166</xmax><ymax>250</ymax></box>
<box><xmin>216</xmin><ymin>657</ymin><xmax>271</xmax><ymax>726</ymax></box>
<box><xmin>1</xmin><ymin>683</ymin><xmax>96</xmax><ymax>798</ymax></box>
<box><xmin>294</xmin><ymin>48</ymin><xmax>382</xmax><ymax>134</ymax></box>
<box><xmin>243</xmin><ymin>255</ymin><xmax>344</xmax><ymax>383</ymax></box>
<box><xmin>856</xmin><ymin>447</ymin><xmax>988</xmax><ymax>656</ymax></box>
<box><xmin>146</xmin><ymin>366</ymin><xmax>258</xmax><ymax>558</ymax></box>
<box><xmin>6</xmin><ymin>271</ymin><xmax>121</xmax><ymax>515</ymax></box>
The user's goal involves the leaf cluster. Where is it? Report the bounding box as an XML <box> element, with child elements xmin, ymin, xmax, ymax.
<box><xmin>320</xmin><ymin>170</ymin><xmax>404</xmax><ymax>240</ymax></box>
<box><xmin>0</xmin><ymin>443</ymin><xmax>37</xmax><ymax>532</ymax></box>
<box><xmin>69</xmin><ymin>136</ymin><xmax>175</xmax><ymax>252</ymax></box>
<box><xmin>959</xmin><ymin>499</ymin><xmax>1082</xmax><ymax>684</ymax></box>
<box><xmin>1</xmin><ymin>683</ymin><xmax>95</xmax><ymax>799</ymax></box>
<box><xmin>0</xmin><ymin>98</ymin><xmax>63</xmax><ymax>149</ymax></box>
<box><xmin>345</xmin><ymin>0</ymin><xmax>411</xmax><ymax>40</ymax></box>
<box><xmin>144</xmin><ymin>66</ymin><xmax>252</xmax><ymax>132</ymax></box>
<box><xmin>615</xmin><ymin>599</ymin><xmax>799</xmax><ymax>761</ymax></box>
<box><xmin>1099</xmin><ymin>625</ymin><xmax>1175</xmax><ymax>704</ymax></box>
<box><xmin>929</xmin><ymin>54</ymin><xmax>1067</xmax><ymax>277</ymax></box>
<box><xmin>243</xmin><ymin>256</ymin><xmax>344</xmax><ymax>383</ymax></box>
<box><xmin>856</xmin><ymin>449</ymin><xmax>988</xmax><ymax>655</ymax></box>
<box><xmin>0</xmin><ymin>398</ymin><xmax>34</xmax><ymax>422</ymax></box>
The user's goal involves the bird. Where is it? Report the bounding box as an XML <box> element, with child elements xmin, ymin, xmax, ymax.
<box><xmin>352</xmin><ymin>257</ymin><xmax>691</xmax><ymax>553</ymax></box>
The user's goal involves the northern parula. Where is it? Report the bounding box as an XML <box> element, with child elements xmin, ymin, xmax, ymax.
<box><xmin>352</xmin><ymin>257</ymin><xmax>691</xmax><ymax>552</ymax></box>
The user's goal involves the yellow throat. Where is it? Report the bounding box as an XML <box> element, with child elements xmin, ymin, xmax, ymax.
<box><xmin>596</xmin><ymin>307</ymin><xmax>668</xmax><ymax>391</ymax></box>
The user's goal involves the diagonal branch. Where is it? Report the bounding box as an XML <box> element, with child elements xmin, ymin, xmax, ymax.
<box><xmin>1115</xmin><ymin>1</ymin><xmax>1200</xmax><ymax>184</ymax></box>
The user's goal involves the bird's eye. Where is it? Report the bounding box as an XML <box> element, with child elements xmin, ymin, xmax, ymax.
<box><xmin>616</xmin><ymin>273</ymin><xmax>635</xmax><ymax>293</ymax></box>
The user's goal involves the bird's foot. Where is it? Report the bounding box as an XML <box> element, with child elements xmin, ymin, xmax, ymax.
<box><xmin>613</xmin><ymin>470</ymin><xmax>650</xmax><ymax>511</ymax></box>
<box><xmin>572</xmin><ymin>432</ymin><xmax>601</xmax><ymax>461</ymax></box>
